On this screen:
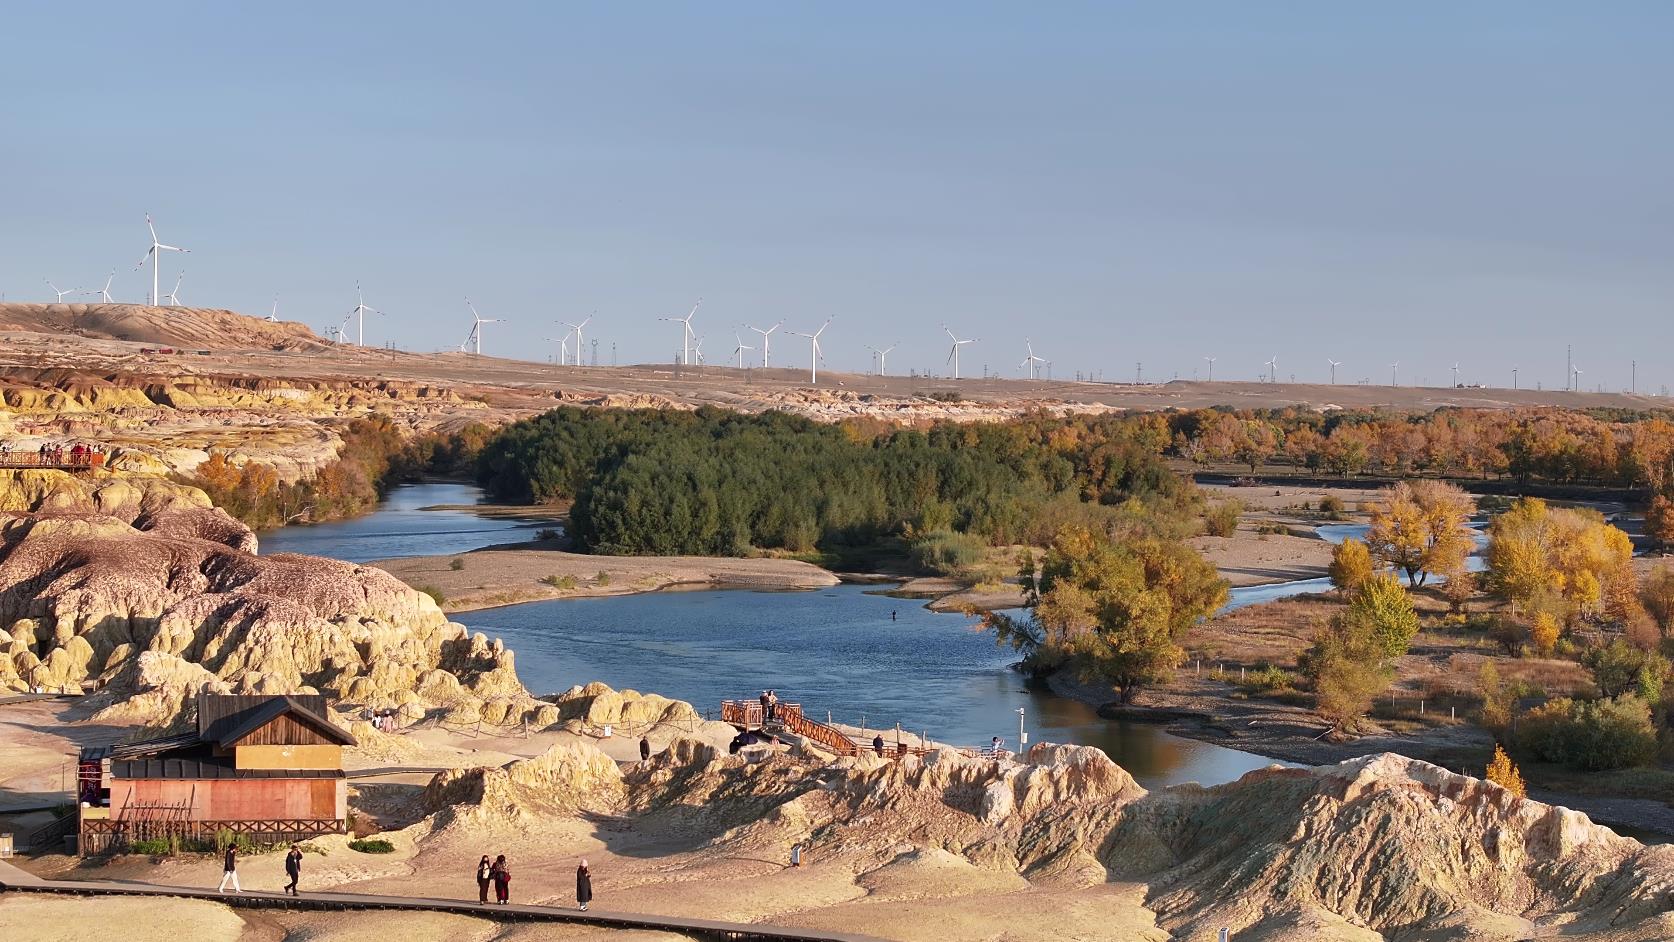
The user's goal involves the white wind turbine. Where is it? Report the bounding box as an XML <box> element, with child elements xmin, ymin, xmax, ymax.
<box><xmin>45</xmin><ymin>279</ymin><xmax>79</xmax><ymax>303</ymax></box>
<box><xmin>562</xmin><ymin>315</ymin><xmax>592</xmax><ymax>367</ymax></box>
<box><xmin>747</xmin><ymin>320</ymin><xmax>782</xmax><ymax>368</ymax></box>
<box><xmin>348</xmin><ymin>283</ymin><xmax>382</xmax><ymax>346</ymax></box>
<box><xmin>1020</xmin><ymin>339</ymin><xmax>1046</xmax><ymax>380</ymax></box>
<box><xmin>693</xmin><ymin>335</ymin><xmax>707</xmax><ymax>365</ymax></box>
<box><xmin>162</xmin><ymin>271</ymin><xmax>184</xmax><ymax>306</ymax></box>
<box><xmin>542</xmin><ymin>331</ymin><xmax>572</xmax><ymax>365</ymax></box>
<box><xmin>943</xmin><ymin>326</ymin><xmax>977</xmax><ymax>379</ymax></box>
<box><xmin>1389</xmin><ymin>362</ymin><xmax>1400</xmax><ymax>386</ymax></box>
<box><xmin>1203</xmin><ymin>356</ymin><xmax>1216</xmax><ymax>382</ymax></box>
<box><xmin>1264</xmin><ymin>356</ymin><xmax>1278</xmax><ymax>384</ymax></box>
<box><xmin>1450</xmin><ymin>362</ymin><xmax>1461</xmax><ymax>387</ymax></box>
<box><xmin>463</xmin><ymin>299</ymin><xmax>503</xmax><ymax>355</ymax></box>
<box><xmin>134</xmin><ymin>213</ymin><xmax>188</xmax><ymax>306</ymax></box>
<box><xmin>1571</xmin><ymin>364</ymin><xmax>1584</xmax><ymax>391</ymax></box>
<box><xmin>787</xmin><ymin>319</ymin><xmax>831</xmax><ymax>383</ymax></box>
<box><xmin>660</xmin><ymin>299</ymin><xmax>701</xmax><ymax>365</ymax></box>
<box><xmin>867</xmin><ymin>343</ymin><xmax>898</xmax><ymax>376</ymax></box>
<box><xmin>1328</xmin><ymin>359</ymin><xmax>1341</xmax><ymax>384</ymax></box>
<box><xmin>90</xmin><ymin>271</ymin><xmax>116</xmax><ymax>303</ymax></box>
<box><xmin>266</xmin><ymin>298</ymin><xmax>279</xmax><ymax>322</ymax></box>
<box><xmin>730</xmin><ymin>331</ymin><xmax>755</xmax><ymax>368</ymax></box>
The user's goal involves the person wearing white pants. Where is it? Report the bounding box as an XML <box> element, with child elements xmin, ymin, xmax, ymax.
<box><xmin>217</xmin><ymin>846</ymin><xmax>241</xmax><ymax>893</ymax></box>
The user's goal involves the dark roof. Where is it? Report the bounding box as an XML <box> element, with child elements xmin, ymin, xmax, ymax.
<box><xmin>111</xmin><ymin>755</ymin><xmax>345</xmax><ymax>780</ymax></box>
<box><xmin>196</xmin><ymin>693</ymin><xmax>356</xmax><ymax>748</ymax></box>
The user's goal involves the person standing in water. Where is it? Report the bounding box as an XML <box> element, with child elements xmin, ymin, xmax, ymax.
<box><xmin>576</xmin><ymin>859</ymin><xmax>593</xmax><ymax>911</ymax></box>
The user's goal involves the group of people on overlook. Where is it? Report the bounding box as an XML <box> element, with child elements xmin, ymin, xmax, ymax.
<box><xmin>476</xmin><ymin>854</ymin><xmax>592</xmax><ymax>910</ymax></box>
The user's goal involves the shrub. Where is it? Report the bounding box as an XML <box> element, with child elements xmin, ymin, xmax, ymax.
<box><xmin>1485</xmin><ymin>744</ymin><xmax>1527</xmax><ymax>797</ymax></box>
<box><xmin>449</xmin><ymin>557</ymin><xmax>465</xmax><ymax>571</ymax></box>
<box><xmin>1318</xmin><ymin>495</ymin><xmax>1346</xmax><ymax>520</ymax></box>
<box><xmin>1529</xmin><ymin>611</ymin><xmax>1560</xmax><ymax>657</ymax></box>
<box><xmin>1477</xmin><ymin>661</ymin><xmax>1512</xmax><ymax>731</ymax></box>
<box><xmin>536</xmin><ymin>528</ymin><xmax>560</xmax><ymax>541</ymax></box>
<box><xmin>1583</xmin><ymin>639</ymin><xmax>1671</xmax><ymax>699</ymax></box>
<box><xmin>129</xmin><ymin>837</ymin><xmax>172</xmax><ymax>856</ymax></box>
<box><xmin>1517</xmin><ymin>695</ymin><xmax>1659</xmax><ymax>771</ymax></box>
<box><xmin>1329</xmin><ymin>538</ymin><xmax>1374</xmax><ymax>594</ymax></box>
<box><xmin>910</xmin><ymin>530</ymin><xmax>986</xmax><ymax>576</ymax></box>
<box><xmin>596</xmin><ymin>570</ymin><xmax>611</xmax><ymax>587</ymax></box>
<box><xmin>348</xmin><ymin>838</ymin><xmax>396</xmax><ymax>854</ymax></box>
<box><xmin>417</xmin><ymin>585</ymin><xmax>447</xmax><ymax>607</ymax></box>
<box><xmin>1347</xmin><ymin>573</ymin><xmax>1420</xmax><ymax>660</ymax></box>
<box><xmin>1203</xmin><ymin>500</ymin><xmax>1242</xmax><ymax>538</ymax></box>
<box><xmin>541</xmin><ymin>574</ymin><xmax>579</xmax><ymax>590</ymax></box>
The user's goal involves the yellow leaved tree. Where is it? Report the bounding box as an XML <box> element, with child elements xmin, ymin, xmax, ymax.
<box><xmin>1365</xmin><ymin>480</ymin><xmax>1476</xmax><ymax>587</ymax></box>
<box><xmin>1485</xmin><ymin>744</ymin><xmax>1527</xmax><ymax>797</ymax></box>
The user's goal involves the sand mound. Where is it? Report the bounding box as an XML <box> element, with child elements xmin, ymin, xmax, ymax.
<box><xmin>0</xmin><ymin>302</ymin><xmax>324</xmax><ymax>351</ymax></box>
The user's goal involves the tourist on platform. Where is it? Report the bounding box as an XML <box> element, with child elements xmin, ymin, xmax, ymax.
<box><xmin>476</xmin><ymin>854</ymin><xmax>493</xmax><ymax>903</ymax></box>
<box><xmin>758</xmin><ymin>690</ymin><xmax>770</xmax><ymax>724</ymax></box>
<box><xmin>766</xmin><ymin>689</ymin><xmax>779</xmax><ymax>722</ymax></box>
<box><xmin>991</xmin><ymin>736</ymin><xmax>1003</xmax><ymax>756</ymax></box>
<box><xmin>217</xmin><ymin>845</ymin><xmax>241</xmax><ymax>893</ymax></box>
<box><xmin>284</xmin><ymin>843</ymin><xmax>303</xmax><ymax>895</ymax></box>
<box><xmin>576</xmin><ymin>859</ymin><xmax>593</xmax><ymax>911</ymax></box>
<box><xmin>872</xmin><ymin>734</ymin><xmax>885</xmax><ymax>757</ymax></box>
<box><xmin>491</xmin><ymin>854</ymin><xmax>511</xmax><ymax>903</ymax></box>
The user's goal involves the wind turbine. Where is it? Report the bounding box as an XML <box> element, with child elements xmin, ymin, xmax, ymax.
<box><xmin>266</xmin><ymin>298</ymin><xmax>279</xmax><ymax>322</ymax></box>
<box><xmin>542</xmin><ymin>333</ymin><xmax>572</xmax><ymax>364</ymax></box>
<box><xmin>1020</xmin><ymin>339</ymin><xmax>1046</xmax><ymax>380</ymax></box>
<box><xmin>1389</xmin><ymin>362</ymin><xmax>1400</xmax><ymax>386</ymax></box>
<box><xmin>1264</xmin><ymin>356</ymin><xmax>1278</xmax><ymax>384</ymax></box>
<box><xmin>693</xmin><ymin>335</ymin><xmax>707</xmax><ymax>365</ymax></box>
<box><xmin>730</xmin><ymin>331</ymin><xmax>755</xmax><ymax>368</ymax></box>
<box><xmin>747</xmin><ymin>321</ymin><xmax>782</xmax><ymax>369</ymax></box>
<box><xmin>348</xmin><ymin>283</ymin><xmax>382</xmax><ymax>346</ymax></box>
<box><xmin>1203</xmin><ymin>356</ymin><xmax>1216</xmax><ymax>382</ymax></box>
<box><xmin>943</xmin><ymin>326</ymin><xmax>977</xmax><ymax>379</ymax></box>
<box><xmin>787</xmin><ymin>319</ymin><xmax>831</xmax><ymax>383</ymax></box>
<box><xmin>1450</xmin><ymin>362</ymin><xmax>1460</xmax><ymax>387</ymax></box>
<box><xmin>162</xmin><ymin>271</ymin><xmax>184</xmax><ymax>306</ymax></box>
<box><xmin>134</xmin><ymin>213</ymin><xmax>188</xmax><ymax>306</ymax></box>
<box><xmin>90</xmin><ymin>271</ymin><xmax>115</xmax><ymax>303</ymax></box>
<box><xmin>44</xmin><ymin>280</ymin><xmax>79</xmax><ymax>303</ymax></box>
<box><xmin>867</xmin><ymin>343</ymin><xmax>898</xmax><ymax>376</ymax></box>
<box><xmin>1571</xmin><ymin>365</ymin><xmax>1583</xmax><ymax>391</ymax></box>
<box><xmin>1328</xmin><ymin>359</ymin><xmax>1341</xmax><ymax>384</ymax></box>
<box><xmin>562</xmin><ymin>315</ymin><xmax>592</xmax><ymax>367</ymax></box>
<box><xmin>660</xmin><ymin>299</ymin><xmax>701</xmax><ymax>365</ymax></box>
<box><xmin>462</xmin><ymin>299</ymin><xmax>503</xmax><ymax>355</ymax></box>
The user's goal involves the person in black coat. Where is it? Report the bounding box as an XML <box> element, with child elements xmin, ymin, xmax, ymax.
<box><xmin>576</xmin><ymin>859</ymin><xmax>593</xmax><ymax>912</ymax></box>
<box><xmin>476</xmin><ymin>854</ymin><xmax>492</xmax><ymax>904</ymax></box>
<box><xmin>639</xmin><ymin>736</ymin><xmax>651</xmax><ymax>763</ymax></box>
<box><xmin>872</xmin><ymin>734</ymin><xmax>885</xmax><ymax>757</ymax></box>
<box><xmin>284</xmin><ymin>844</ymin><xmax>303</xmax><ymax>895</ymax></box>
<box><xmin>491</xmin><ymin>854</ymin><xmax>511</xmax><ymax>904</ymax></box>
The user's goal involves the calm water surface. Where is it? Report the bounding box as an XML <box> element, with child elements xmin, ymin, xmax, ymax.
<box><xmin>257</xmin><ymin>482</ymin><xmax>548</xmax><ymax>562</ymax></box>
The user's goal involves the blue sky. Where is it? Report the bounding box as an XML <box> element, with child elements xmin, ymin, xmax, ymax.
<box><xmin>2</xmin><ymin>3</ymin><xmax>1669</xmax><ymax>391</ymax></box>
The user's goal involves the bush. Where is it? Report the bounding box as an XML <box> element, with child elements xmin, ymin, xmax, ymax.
<box><xmin>541</xmin><ymin>574</ymin><xmax>579</xmax><ymax>591</ymax></box>
<box><xmin>910</xmin><ymin>530</ymin><xmax>986</xmax><ymax>576</ymax></box>
<box><xmin>1485</xmin><ymin>744</ymin><xmax>1527</xmax><ymax>796</ymax></box>
<box><xmin>1318</xmin><ymin>495</ymin><xmax>1346</xmax><ymax>520</ymax></box>
<box><xmin>1329</xmin><ymin>538</ymin><xmax>1374</xmax><ymax>594</ymax></box>
<box><xmin>1517</xmin><ymin>695</ymin><xmax>1660</xmax><ymax>771</ymax></box>
<box><xmin>1346</xmin><ymin>573</ymin><xmax>1420</xmax><ymax>660</ymax></box>
<box><xmin>129</xmin><ymin>837</ymin><xmax>173</xmax><ymax>856</ymax></box>
<box><xmin>348</xmin><ymin>838</ymin><xmax>396</xmax><ymax>854</ymax></box>
<box><xmin>1203</xmin><ymin>500</ymin><xmax>1242</xmax><ymax>538</ymax></box>
<box><xmin>213</xmin><ymin>828</ymin><xmax>255</xmax><ymax>855</ymax></box>
<box><xmin>449</xmin><ymin>557</ymin><xmax>465</xmax><ymax>571</ymax></box>
<box><xmin>596</xmin><ymin>570</ymin><xmax>611</xmax><ymax>587</ymax></box>
<box><xmin>417</xmin><ymin>585</ymin><xmax>447</xmax><ymax>607</ymax></box>
<box><xmin>1530</xmin><ymin>611</ymin><xmax>1560</xmax><ymax>656</ymax></box>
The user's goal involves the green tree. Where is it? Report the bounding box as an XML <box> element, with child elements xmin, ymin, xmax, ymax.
<box><xmin>1345</xmin><ymin>573</ymin><xmax>1421</xmax><ymax>660</ymax></box>
<box><xmin>1517</xmin><ymin>695</ymin><xmax>1659</xmax><ymax>771</ymax></box>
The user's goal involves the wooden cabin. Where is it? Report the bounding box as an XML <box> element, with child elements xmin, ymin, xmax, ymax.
<box><xmin>78</xmin><ymin>693</ymin><xmax>356</xmax><ymax>854</ymax></box>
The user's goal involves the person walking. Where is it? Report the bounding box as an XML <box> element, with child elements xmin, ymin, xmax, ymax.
<box><xmin>872</xmin><ymin>734</ymin><xmax>885</xmax><ymax>757</ymax></box>
<box><xmin>639</xmin><ymin>735</ymin><xmax>651</xmax><ymax>763</ymax></box>
<box><xmin>217</xmin><ymin>845</ymin><xmax>241</xmax><ymax>894</ymax></box>
<box><xmin>476</xmin><ymin>854</ymin><xmax>493</xmax><ymax>904</ymax></box>
<box><xmin>283</xmin><ymin>844</ymin><xmax>303</xmax><ymax>895</ymax></box>
<box><xmin>491</xmin><ymin>854</ymin><xmax>511</xmax><ymax>904</ymax></box>
<box><xmin>575</xmin><ymin>859</ymin><xmax>593</xmax><ymax>912</ymax></box>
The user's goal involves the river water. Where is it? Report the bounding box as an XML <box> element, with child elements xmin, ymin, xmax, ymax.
<box><xmin>263</xmin><ymin>483</ymin><xmax>1369</xmax><ymax>788</ymax></box>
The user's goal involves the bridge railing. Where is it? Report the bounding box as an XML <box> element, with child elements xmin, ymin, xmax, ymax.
<box><xmin>0</xmin><ymin>453</ymin><xmax>107</xmax><ymax>470</ymax></box>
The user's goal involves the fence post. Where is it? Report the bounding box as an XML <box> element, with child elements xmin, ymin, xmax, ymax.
<box><xmin>1419</xmin><ymin>700</ymin><xmax>1425</xmax><ymax>716</ymax></box>
<box><xmin>1240</xmin><ymin>666</ymin><xmax>1245</xmax><ymax>682</ymax></box>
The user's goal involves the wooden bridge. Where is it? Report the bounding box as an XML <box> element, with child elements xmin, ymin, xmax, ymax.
<box><xmin>0</xmin><ymin>860</ymin><xmax>884</xmax><ymax>942</ymax></box>
<box><xmin>0</xmin><ymin>453</ymin><xmax>107</xmax><ymax>471</ymax></box>
<box><xmin>721</xmin><ymin>700</ymin><xmax>977</xmax><ymax>760</ymax></box>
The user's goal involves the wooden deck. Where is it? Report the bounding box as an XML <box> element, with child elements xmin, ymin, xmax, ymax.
<box><xmin>0</xmin><ymin>859</ymin><xmax>885</xmax><ymax>942</ymax></box>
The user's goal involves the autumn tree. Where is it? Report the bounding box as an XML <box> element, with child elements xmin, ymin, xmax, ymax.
<box><xmin>1530</xmin><ymin>611</ymin><xmax>1561</xmax><ymax>656</ymax></box>
<box><xmin>1646</xmin><ymin>495</ymin><xmax>1674</xmax><ymax>552</ymax></box>
<box><xmin>1484</xmin><ymin>744</ymin><xmax>1527</xmax><ymax>797</ymax></box>
<box><xmin>1365</xmin><ymin>481</ymin><xmax>1475</xmax><ymax>587</ymax></box>
<box><xmin>991</xmin><ymin>526</ymin><xmax>1228</xmax><ymax>703</ymax></box>
<box><xmin>1328</xmin><ymin>538</ymin><xmax>1374</xmax><ymax>595</ymax></box>
<box><xmin>1300</xmin><ymin>574</ymin><xmax>1417</xmax><ymax>733</ymax></box>
<box><xmin>1485</xmin><ymin>498</ymin><xmax>1638</xmax><ymax>626</ymax></box>
<box><xmin>1641</xmin><ymin>564</ymin><xmax>1674</xmax><ymax>642</ymax></box>
<box><xmin>1346</xmin><ymin>572</ymin><xmax>1421</xmax><ymax>659</ymax></box>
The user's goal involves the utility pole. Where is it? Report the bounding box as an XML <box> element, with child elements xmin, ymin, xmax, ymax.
<box><xmin>1512</xmin><ymin>368</ymin><xmax>1518</xmax><ymax>390</ymax></box>
<box><xmin>1631</xmin><ymin>360</ymin><xmax>1636</xmax><ymax>394</ymax></box>
<box><xmin>1566</xmin><ymin>344</ymin><xmax>1572</xmax><ymax>391</ymax></box>
<box><xmin>1135</xmin><ymin>361</ymin><xmax>1142</xmax><ymax>384</ymax></box>
<box><xmin>612</xmin><ymin>342</ymin><xmax>617</xmax><ymax>367</ymax></box>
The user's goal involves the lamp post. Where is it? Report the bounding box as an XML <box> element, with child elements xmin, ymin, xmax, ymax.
<box><xmin>1016</xmin><ymin>707</ymin><xmax>1027</xmax><ymax>754</ymax></box>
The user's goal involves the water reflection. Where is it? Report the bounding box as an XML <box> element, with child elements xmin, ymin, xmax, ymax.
<box><xmin>257</xmin><ymin>482</ymin><xmax>546</xmax><ymax>562</ymax></box>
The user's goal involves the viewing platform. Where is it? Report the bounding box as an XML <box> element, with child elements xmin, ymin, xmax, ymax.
<box><xmin>0</xmin><ymin>453</ymin><xmax>107</xmax><ymax>471</ymax></box>
<box><xmin>721</xmin><ymin>699</ymin><xmax>984</xmax><ymax>760</ymax></box>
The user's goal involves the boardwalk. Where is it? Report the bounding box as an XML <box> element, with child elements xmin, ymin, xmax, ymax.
<box><xmin>0</xmin><ymin>860</ymin><xmax>885</xmax><ymax>942</ymax></box>
<box><xmin>0</xmin><ymin>454</ymin><xmax>105</xmax><ymax>472</ymax></box>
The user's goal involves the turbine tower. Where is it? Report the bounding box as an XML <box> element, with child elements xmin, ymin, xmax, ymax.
<box><xmin>1328</xmin><ymin>359</ymin><xmax>1341</xmax><ymax>384</ymax></box>
<box><xmin>348</xmin><ymin>283</ymin><xmax>382</xmax><ymax>346</ymax></box>
<box><xmin>543</xmin><ymin>333</ymin><xmax>572</xmax><ymax>364</ymax></box>
<box><xmin>1450</xmin><ymin>362</ymin><xmax>1460</xmax><ymax>387</ymax></box>
<box><xmin>1390</xmin><ymin>362</ymin><xmax>1400</xmax><ymax>386</ymax></box>
<box><xmin>1203</xmin><ymin>356</ymin><xmax>1216</xmax><ymax>382</ymax></box>
<box><xmin>267</xmin><ymin>298</ymin><xmax>279</xmax><ymax>322</ymax></box>
<box><xmin>1571</xmin><ymin>365</ymin><xmax>1584</xmax><ymax>391</ymax></box>
<box><xmin>660</xmin><ymin>299</ymin><xmax>701</xmax><ymax>365</ymax></box>
<box><xmin>562</xmin><ymin>315</ymin><xmax>593</xmax><ymax>367</ymax></box>
<box><xmin>747</xmin><ymin>320</ymin><xmax>782</xmax><ymax>369</ymax></box>
<box><xmin>134</xmin><ymin>214</ymin><xmax>188</xmax><ymax>306</ymax></box>
<box><xmin>464</xmin><ymin>299</ymin><xmax>503</xmax><ymax>355</ymax></box>
<box><xmin>162</xmin><ymin>271</ymin><xmax>184</xmax><ymax>306</ymax></box>
<box><xmin>730</xmin><ymin>331</ymin><xmax>755</xmax><ymax>368</ymax></box>
<box><xmin>44</xmin><ymin>280</ymin><xmax>79</xmax><ymax>303</ymax></box>
<box><xmin>1020</xmin><ymin>339</ymin><xmax>1046</xmax><ymax>380</ymax></box>
<box><xmin>943</xmin><ymin>326</ymin><xmax>977</xmax><ymax>379</ymax></box>
<box><xmin>693</xmin><ymin>335</ymin><xmax>706</xmax><ymax>365</ymax></box>
<box><xmin>786</xmin><ymin>319</ymin><xmax>831</xmax><ymax>383</ymax></box>
<box><xmin>1264</xmin><ymin>356</ymin><xmax>1278</xmax><ymax>384</ymax></box>
<box><xmin>867</xmin><ymin>343</ymin><xmax>898</xmax><ymax>376</ymax></box>
<box><xmin>91</xmin><ymin>271</ymin><xmax>115</xmax><ymax>303</ymax></box>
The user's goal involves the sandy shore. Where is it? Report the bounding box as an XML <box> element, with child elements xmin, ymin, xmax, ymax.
<box><xmin>373</xmin><ymin>540</ymin><xmax>841</xmax><ymax>612</ymax></box>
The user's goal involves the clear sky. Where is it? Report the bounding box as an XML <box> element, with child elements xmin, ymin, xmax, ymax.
<box><xmin>2</xmin><ymin>3</ymin><xmax>1669</xmax><ymax>391</ymax></box>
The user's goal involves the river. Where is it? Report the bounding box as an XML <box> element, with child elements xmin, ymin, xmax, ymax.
<box><xmin>264</xmin><ymin>483</ymin><xmax>1386</xmax><ymax>788</ymax></box>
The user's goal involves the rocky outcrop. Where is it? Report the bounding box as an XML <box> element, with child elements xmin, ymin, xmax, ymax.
<box><xmin>423</xmin><ymin>741</ymin><xmax>625</xmax><ymax>828</ymax></box>
<box><xmin>0</xmin><ymin>472</ymin><xmax>544</xmax><ymax>728</ymax></box>
<box><xmin>548</xmin><ymin>681</ymin><xmax>705</xmax><ymax>732</ymax></box>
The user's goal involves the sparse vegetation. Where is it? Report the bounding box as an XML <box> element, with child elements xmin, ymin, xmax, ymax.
<box><xmin>417</xmin><ymin>585</ymin><xmax>447</xmax><ymax>607</ymax></box>
<box><xmin>1203</xmin><ymin>500</ymin><xmax>1242</xmax><ymax>538</ymax></box>
<box><xmin>348</xmin><ymin>838</ymin><xmax>396</xmax><ymax>854</ymax></box>
<box><xmin>1485</xmin><ymin>744</ymin><xmax>1527</xmax><ymax>797</ymax></box>
<box><xmin>449</xmin><ymin>557</ymin><xmax>466</xmax><ymax>571</ymax></box>
<box><xmin>541</xmin><ymin>574</ymin><xmax>579</xmax><ymax>591</ymax></box>
<box><xmin>1517</xmin><ymin>695</ymin><xmax>1660</xmax><ymax>771</ymax></box>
